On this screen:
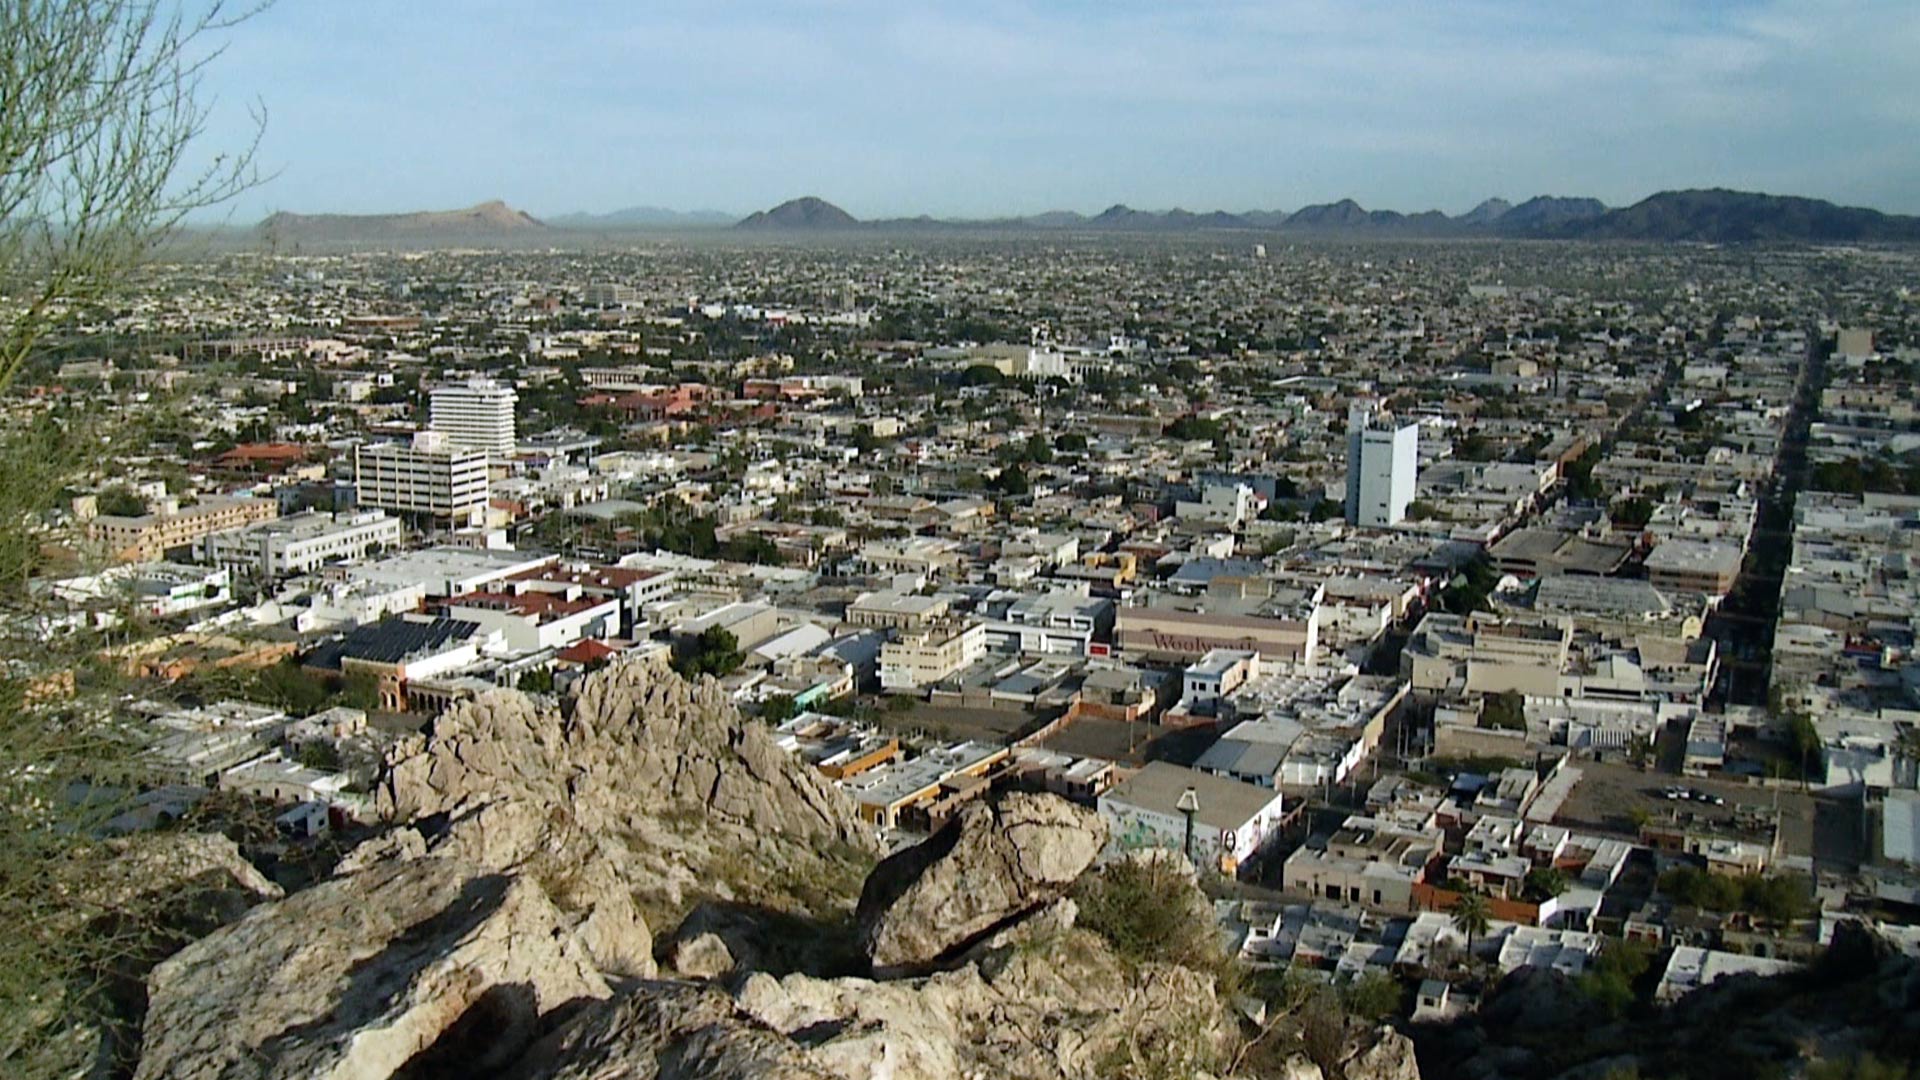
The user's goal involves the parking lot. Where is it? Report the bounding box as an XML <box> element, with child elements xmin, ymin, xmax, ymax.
<box><xmin>1552</xmin><ymin>759</ymin><xmax>1861</xmax><ymax>875</ymax></box>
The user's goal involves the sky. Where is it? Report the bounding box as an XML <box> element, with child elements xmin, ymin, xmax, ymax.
<box><xmin>187</xmin><ymin>0</ymin><xmax>1920</xmax><ymax>221</ymax></box>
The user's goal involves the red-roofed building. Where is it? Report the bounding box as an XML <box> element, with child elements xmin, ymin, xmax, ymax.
<box><xmin>556</xmin><ymin>638</ymin><xmax>621</xmax><ymax>666</ymax></box>
<box><xmin>507</xmin><ymin>562</ymin><xmax>675</xmax><ymax>635</ymax></box>
<box><xmin>211</xmin><ymin>443</ymin><xmax>314</xmax><ymax>477</ymax></box>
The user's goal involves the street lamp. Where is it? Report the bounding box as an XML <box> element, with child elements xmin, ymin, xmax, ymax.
<box><xmin>1176</xmin><ymin>786</ymin><xmax>1200</xmax><ymax>864</ymax></box>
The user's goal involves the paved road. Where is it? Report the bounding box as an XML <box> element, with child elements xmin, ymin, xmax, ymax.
<box><xmin>1703</xmin><ymin>329</ymin><xmax>1828</xmax><ymax>708</ymax></box>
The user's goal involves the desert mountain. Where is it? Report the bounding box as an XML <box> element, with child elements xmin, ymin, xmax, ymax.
<box><xmin>1565</xmin><ymin>188</ymin><xmax>1920</xmax><ymax>243</ymax></box>
<box><xmin>257</xmin><ymin>199</ymin><xmax>545</xmax><ymax>246</ymax></box>
<box><xmin>735</xmin><ymin>196</ymin><xmax>858</xmax><ymax>230</ymax></box>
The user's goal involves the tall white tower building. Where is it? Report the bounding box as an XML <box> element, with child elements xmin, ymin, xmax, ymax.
<box><xmin>353</xmin><ymin>432</ymin><xmax>490</xmax><ymax>528</ymax></box>
<box><xmin>1345</xmin><ymin>403</ymin><xmax>1418</xmax><ymax>528</ymax></box>
<box><xmin>429</xmin><ymin>377</ymin><xmax>518</xmax><ymax>458</ymax></box>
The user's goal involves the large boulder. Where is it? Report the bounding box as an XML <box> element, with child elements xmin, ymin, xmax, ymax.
<box><xmin>508</xmin><ymin>982</ymin><xmax>835</xmax><ymax>1079</ymax></box>
<box><xmin>1343</xmin><ymin>1026</ymin><xmax>1423</xmax><ymax>1080</ymax></box>
<box><xmin>134</xmin><ymin>857</ymin><xmax>609</xmax><ymax>1080</ymax></box>
<box><xmin>856</xmin><ymin>793</ymin><xmax>1105</xmax><ymax>975</ymax></box>
<box><xmin>381</xmin><ymin>657</ymin><xmax>866</xmax><ymax>848</ymax></box>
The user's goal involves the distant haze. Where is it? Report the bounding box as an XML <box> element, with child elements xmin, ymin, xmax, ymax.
<box><xmin>189</xmin><ymin>0</ymin><xmax>1920</xmax><ymax>219</ymax></box>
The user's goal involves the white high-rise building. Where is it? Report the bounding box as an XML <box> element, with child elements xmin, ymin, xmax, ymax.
<box><xmin>354</xmin><ymin>432</ymin><xmax>490</xmax><ymax>528</ymax></box>
<box><xmin>429</xmin><ymin>377</ymin><xmax>517</xmax><ymax>458</ymax></box>
<box><xmin>1345</xmin><ymin>403</ymin><xmax>1418</xmax><ymax>528</ymax></box>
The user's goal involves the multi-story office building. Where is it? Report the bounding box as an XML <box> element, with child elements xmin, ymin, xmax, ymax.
<box><xmin>429</xmin><ymin>377</ymin><xmax>517</xmax><ymax>458</ymax></box>
<box><xmin>88</xmin><ymin>495</ymin><xmax>279</xmax><ymax>563</ymax></box>
<box><xmin>196</xmin><ymin>509</ymin><xmax>404</xmax><ymax>580</ymax></box>
<box><xmin>583</xmin><ymin>282</ymin><xmax>638</xmax><ymax>307</ymax></box>
<box><xmin>1345</xmin><ymin>403</ymin><xmax>1419</xmax><ymax>528</ymax></box>
<box><xmin>353</xmin><ymin>433</ymin><xmax>489</xmax><ymax>528</ymax></box>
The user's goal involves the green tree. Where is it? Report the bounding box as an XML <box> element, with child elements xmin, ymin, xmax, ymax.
<box><xmin>672</xmin><ymin>627</ymin><xmax>744</xmax><ymax>680</ymax></box>
<box><xmin>1524</xmin><ymin>867</ymin><xmax>1569</xmax><ymax>901</ymax></box>
<box><xmin>93</xmin><ymin>484</ymin><xmax>148</xmax><ymax>517</ymax></box>
<box><xmin>1450</xmin><ymin>890</ymin><xmax>1492</xmax><ymax>952</ymax></box>
<box><xmin>1577</xmin><ymin>937</ymin><xmax>1651</xmax><ymax>1019</ymax></box>
<box><xmin>1340</xmin><ymin>972</ymin><xmax>1402</xmax><ymax>1020</ymax></box>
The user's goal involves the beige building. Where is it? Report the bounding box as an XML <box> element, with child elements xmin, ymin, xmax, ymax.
<box><xmin>1281</xmin><ymin>812</ymin><xmax>1442</xmax><ymax>913</ymax></box>
<box><xmin>1403</xmin><ymin>612</ymin><xmax>1571</xmax><ymax>697</ymax></box>
<box><xmin>879</xmin><ymin>619</ymin><xmax>987</xmax><ymax>691</ymax></box>
<box><xmin>847</xmin><ymin>590</ymin><xmax>950</xmax><ymax>632</ymax></box>
<box><xmin>89</xmin><ymin>496</ymin><xmax>278</xmax><ymax>564</ymax></box>
<box><xmin>1116</xmin><ymin>605</ymin><xmax>1316</xmax><ymax>664</ymax></box>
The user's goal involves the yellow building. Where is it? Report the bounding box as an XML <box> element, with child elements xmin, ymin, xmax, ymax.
<box><xmin>88</xmin><ymin>496</ymin><xmax>278</xmax><ymax>564</ymax></box>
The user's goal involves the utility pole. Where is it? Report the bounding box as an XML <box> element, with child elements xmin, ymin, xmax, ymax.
<box><xmin>1178</xmin><ymin>786</ymin><xmax>1200</xmax><ymax>865</ymax></box>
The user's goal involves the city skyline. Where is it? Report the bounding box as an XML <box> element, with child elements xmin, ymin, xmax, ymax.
<box><xmin>188</xmin><ymin>0</ymin><xmax>1920</xmax><ymax>221</ymax></box>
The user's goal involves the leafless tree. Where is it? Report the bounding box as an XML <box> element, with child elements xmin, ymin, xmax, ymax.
<box><xmin>0</xmin><ymin>2</ymin><xmax>267</xmax><ymax>1073</ymax></box>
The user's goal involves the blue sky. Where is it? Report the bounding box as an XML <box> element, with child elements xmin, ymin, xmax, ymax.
<box><xmin>189</xmin><ymin>0</ymin><xmax>1920</xmax><ymax>220</ymax></box>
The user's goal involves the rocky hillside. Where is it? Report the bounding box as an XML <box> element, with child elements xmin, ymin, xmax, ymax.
<box><xmin>88</xmin><ymin>657</ymin><xmax>1425</xmax><ymax>1079</ymax></box>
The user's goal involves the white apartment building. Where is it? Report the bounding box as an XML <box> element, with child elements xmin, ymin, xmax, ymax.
<box><xmin>1345</xmin><ymin>403</ymin><xmax>1419</xmax><ymax>528</ymax></box>
<box><xmin>1177</xmin><ymin>483</ymin><xmax>1259</xmax><ymax>528</ymax></box>
<box><xmin>353</xmin><ymin>432</ymin><xmax>490</xmax><ymax>527</ymax></box>
<box><xmin>429</xmin><ymin>377</ymin><xmax>518</xmax><ymax>457</ymax></box>
<box><xmin>197</xmin><ymin>510</ymin><xmax>404</xmax><ymax>580</ymax></box>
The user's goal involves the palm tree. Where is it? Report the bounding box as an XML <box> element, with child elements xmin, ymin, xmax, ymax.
<box><xmin>1451</xmin><ymin>890</ymin><xmax>1493</xmax><ymax>956</ymax></box>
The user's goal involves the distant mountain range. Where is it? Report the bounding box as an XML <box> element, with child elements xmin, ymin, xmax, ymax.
<box><xmin>246</xmin><ymin>190</ymin><xmax>1920</xmax><ymax>246</ymax></box>
<box><xmin>725</xmin><ymin>190</ymin><xmax>1920</xmax><ymax>243</ymax></box>
<box><xmin>547</xmin><ymin>205</ymin><xmax>737</xmax><ymax>228</ymax></box>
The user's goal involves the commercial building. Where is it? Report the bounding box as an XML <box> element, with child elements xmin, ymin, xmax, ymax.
<box><xmin>353</xmin><ymin>432</ymin><xmax>490</xmax><ymax>527</ymax></box>
<box><xmin>429</xmin><ymin>377</ymin><xmax>518</xmax><ymax>457</ymax></box>
<box><xmin>1099</xmin><ymin>761</ymin><xmax>1289</xmax><ymax>878</ymax></box>
<box><xmin>1345</xmin><ymin>403</ymin><xmax>1418</xmax><ymax>528</ymax></box>
<box><xmin>1281</xmin><ymin>812</ymin><xmax>1442</xmax><ymax>913</ymax></box>
<box><xmin>1116</xmin><ymin>603</ymin><xmax>1318</xmax><ymax>665</ymax></box>
<box><xmin>1643</xmin><ymin>539</ymin><xmax>1743</xmax><ymax>598</ymax></box>
<box><xmin>88</xmin><ymin>496</ymin><xmax>278</xmax><ymax>564</ymax></box>
<box><xmin>341</xmin><ymin>546</ymin><xmax>556</xmax><ymax>599</ymax></box>
<box><xmin>196</xmin><ymin>510</ymin><xmax>404</xmax><ymax>580</ymax></box>
<box><xmin>847</xmin><ymin>590</ymin><xmax>950</xmax><ymax>632</ymax></box>
<box><xmin>879</xmin><ymin>619</ymin><xmax>989</xmax><ymax>690</ymax></box>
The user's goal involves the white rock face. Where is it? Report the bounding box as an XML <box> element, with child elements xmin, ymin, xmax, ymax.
<box><xmin>855</xmin><ymin>792</ymin><xmax>1105</xmax><ymax>973</ymax></box>
<box><xmin>507</xmin><ymin>981</ymin><xmax>836</xmax><ymax>1080</ymax></box>
<box><xmin>135</xmin><ymin>857</ymin><xmax>609</xmax><ymax>1080</ymax></box>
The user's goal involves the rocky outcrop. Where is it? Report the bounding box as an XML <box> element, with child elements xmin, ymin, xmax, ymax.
<box><xmin>127</xmin><ymin>664</ymin><xmax>1433</xmax><ymax>1080</ymax></box>
<box><xmin>856</xmin><ymin>792</ymin><xmax>1104</xmax><ymax>974</ymax></box>
<box><xmin>509</xmin><ymin>982</ymin><xmax>836</xmax><ymax>1079</ymax></box>
<box><xmin>135</xmin><ymin>857</ymin><xmax>608</xmax><ymax>1079</ymax></box>
<box><xmin>740</xmin><ymin>916</ymin><xmax>1236</xmax><ymax>1079</ymax></box>
<box><xmin>88</xmin><ymin>832</ymin><xmax>282</xmax><ymax>912</ymax></box>
<box><xmin>1344</xmin><ymin>1027</ymin><xmax>1422</xmax><ymax>1080</ymax></box>
<box><xmin>382</xmin><ymin>658</ymin><xmax>864</xmax><ymax>847</ymax></box>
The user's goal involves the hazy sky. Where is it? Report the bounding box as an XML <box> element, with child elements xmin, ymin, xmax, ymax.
<box><xmin>190</xmin><ymin>0</ymin><xmax>1920</xmax><ymax>220</ymax></box>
